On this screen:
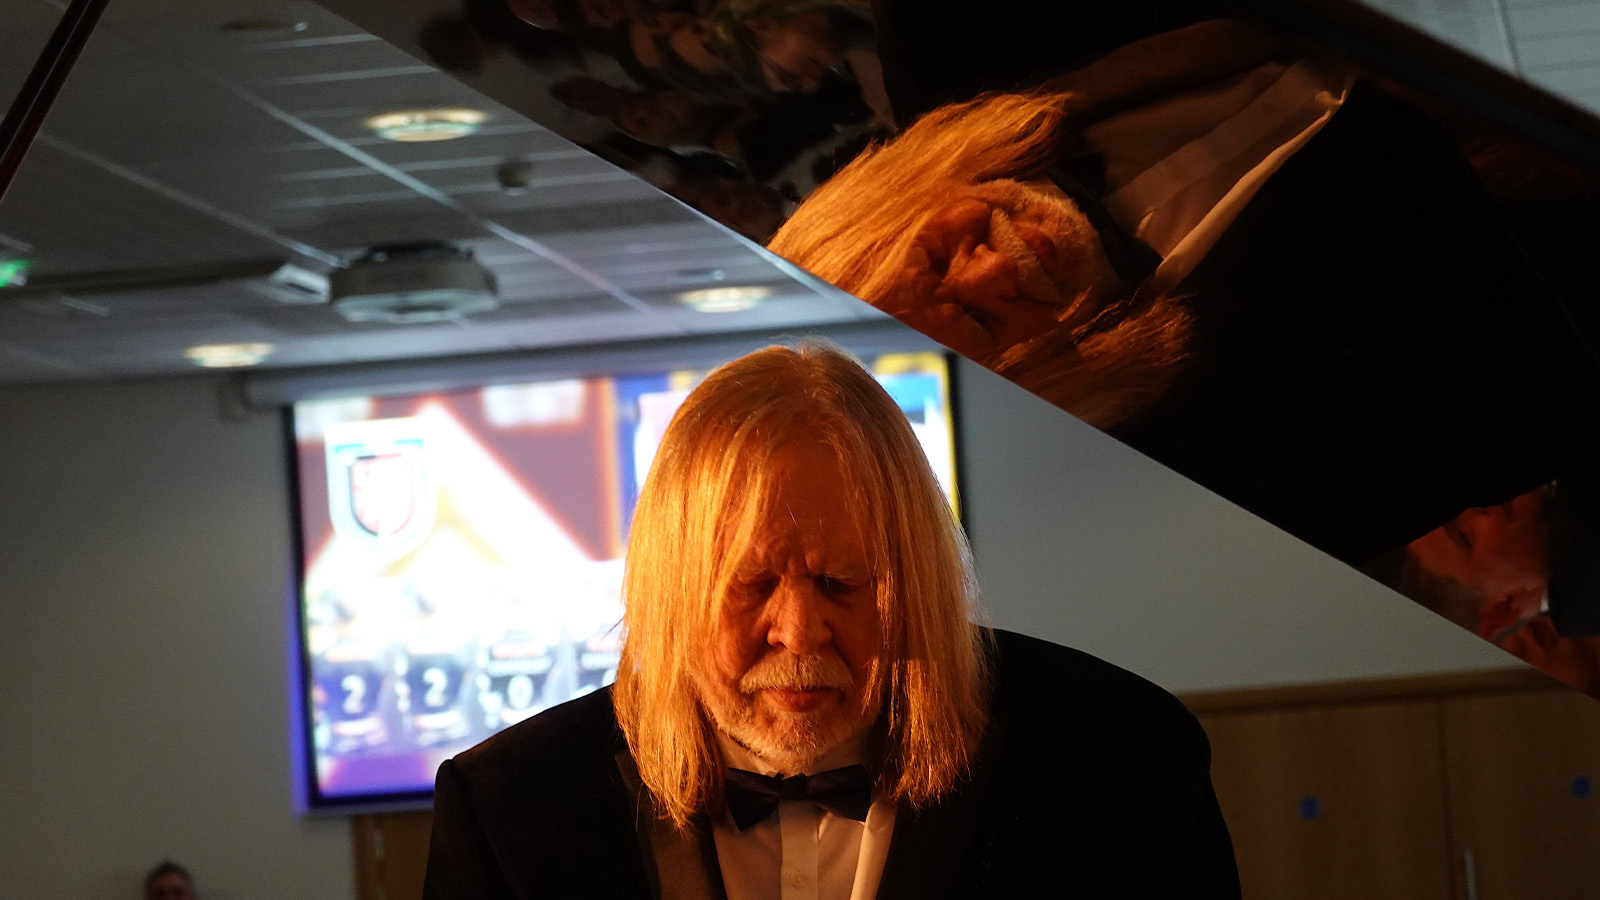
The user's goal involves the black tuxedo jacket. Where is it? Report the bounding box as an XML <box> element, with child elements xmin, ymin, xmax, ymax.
<box><xmin>423</xmin><ymin>629</ymin><xmax>1239</xmax><ymax>899</ymax></box>
<box><xmin>1112</xmin><ymin>81</ymin><xmax>1600</xmax><ymax>565</ymax></box>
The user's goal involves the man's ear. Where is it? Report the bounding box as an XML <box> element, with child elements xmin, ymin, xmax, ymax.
<box><xmin>911</xmin><ymin>197</ymin><xmax>993</xmax><ymax>279</ymax></box>
<box><xmin>876</xmin><ymin>237</ymin><xmax>999</xmax><ymax>362</ymax></box>
<box><xmin>913</xmin><ymin>198</ymin><xmax>1035</xmax><ymax>317</ymax></box>
<box><xmin>880</xmin><ymin>193</ymin><xmax>1073</xmax><ymax>361</ymax></box>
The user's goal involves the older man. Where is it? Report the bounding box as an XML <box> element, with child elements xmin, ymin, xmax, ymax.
<box><xmin>423</xmin><ymin>343</ymin><xmax>1237</xmax><ymax>898</ymax></box>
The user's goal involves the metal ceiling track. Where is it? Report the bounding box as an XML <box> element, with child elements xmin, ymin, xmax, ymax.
<box><xmin>0</xmin><ymin>0</ymin><xmax>113</xmax><ymax>204</ymax></box>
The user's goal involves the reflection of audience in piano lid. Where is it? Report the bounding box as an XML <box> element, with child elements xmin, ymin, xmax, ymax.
<box><xmin>551</xmin><ymin>77</ymin><xmax>744</xmax><ymax>148</ymax></box>
<box><xmin>611</xmin><ymin>4</ymin><xmax>885</xmax><ymax>113</ymax></box>
<box><xmin>417</xmin><ymin>1</ymin><xmax>587</xmax><ymax>75</ymax></box>
<box><xmin>708</xmin><ymin>3</ymin><xmax>889</xmax><ymax>118</ymax></box>
<box><xmin>504</xmin><ymin>0</ymin><xmax>656</xmax><ymax>31</ymax></box>
<box><xmin>590</xmin><ymin>136</ymin><xmax>787</xmax><ymax>239</ymax></box>
<box><xmin>553</xmin><ymin>73</ymin><xmax>871</xmax><ymax>184</ymax></box>
<box><xmin>668</xmin><ymin>166</ymin><xmax>787</xmax><ymax>239</ymax></box>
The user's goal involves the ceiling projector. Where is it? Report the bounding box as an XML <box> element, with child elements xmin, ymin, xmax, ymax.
<box><xmin>329</xmin><ymin>242</ymin><xmax>498</xmax><ymax>324</ymax></box>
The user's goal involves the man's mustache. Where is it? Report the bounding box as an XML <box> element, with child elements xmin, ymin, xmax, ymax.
<box><xmin>738</xmin><ymin>654</ymin><xmax>853</xmax><ymax>693</ymax></box>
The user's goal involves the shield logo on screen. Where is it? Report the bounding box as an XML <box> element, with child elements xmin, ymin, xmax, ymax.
<box><xmin>349</xmin><ymin>452</ymin><xmax>417</xmax><ymax>538</ymax></box>
<box><xmin>325</xmin><ymin>418</ymin><xmax>436</xmax><ymax>558</ymax></box>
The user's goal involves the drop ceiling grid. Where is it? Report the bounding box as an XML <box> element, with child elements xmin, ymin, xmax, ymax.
<box><xmin>246</xmin><ymin>70</ymin><xmax>483</xmax><ymax>126</ymax></box>
<box><xmin>275</xmin><ymin>210</ymin><xmax>492</xmax><ymax>250</ymax></box>
<box><xmin>54</xmin><ymin>281</ymin><xmax>300</xmax><ymax>318</ymax></box>
<box><xmin>27</xmin><ymin>313</ymin><xmax>285</xmax><ymax>360</ymax></box>
<box><xmin>572</xmin><ymin>249</ymin><xmax>790</xmax><ymax>294</ymax></box>
<box><xmin>0</xmin><ymin>144</ymin><xmax>289</xmax><ymax>276</ymax></box>
<box><xmin>267</xmin><ymin>321</ymin><xmax>536</xmax><ymax>363</ymax></box>
<box><xmin>1506</xmin><ymin>0</ymin><xmax>1600</xmax><ymax>107</ymax></box>
<box><xmin>0</xmin><ymin>0</ymin><xmax>877</xmax><ymax>383</ymax></box>
<box><xmin>1362</xmin><ymin>0</ymin><xmax>1600</xmax><ymax>110</ymax></box>
<box><xmin>472</xmin><ymin>293</ymin><xmax>641</xmax><ymax>321</ymax></box>
<box><xmin>490</xmin><ymin>276</ymin><xmax>614</xmax><ymax>305</ymax></box>
<box><xmin>0</xmin><ymin>312</ymin><xmax>252</xmax><ymax>364</ymax></box>
<box><xmin>651</xmin><ymin>295</ymin><xmax>877</xmax><ymax>331</ymax></box>
<box><xmin>25</xmin><ymin>1</ymin><xmax>604</xmax><ymax>282</ymax></box>
<box><xmin>535</xmin><ymin>219</ymin><xmax>745</xmax><ymax>253</ymax></box>
<box><xmin>567</xmin><ymin>247</ymin><xmax>772</xmax><ymax>279</ymax></box>
<box><xmin>539</xmin><ymin>228</ymin><xmax>789</xmax><ymax>283</ymax></box>
<box><xmin>43</xmin><ymin>39</ymin><xmax>324</xmax><ymax>166</ymax></box>
<box><xmin>0</xmin><ymin>343</ymin><xmax>92</xmax><ymax>381</ymax></box>
<box><xmin>187</xmin><ymin>35</ymin><xmax>421</xmax><ymax>86</ymax></box>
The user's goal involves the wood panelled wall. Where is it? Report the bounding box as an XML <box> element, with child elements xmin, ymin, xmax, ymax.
<box><xmin>354</xmin><ymin>669</ymin><xmax>1600</xmax><ymax>900</ymax></box>
<box><xmin>1189</xmin><ymin>669</ymin><xmax>1600</xmax><ymax>899</ymax></box>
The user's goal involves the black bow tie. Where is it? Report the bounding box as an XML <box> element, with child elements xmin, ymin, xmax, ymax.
<box><xmin>1047</xmin><ymin>153</ymin><xmax>1163</xmax><ymax>283</ymax></box>
<box><xmin>723</xmin><ymin>765</ymin><xmax>873</xmax><ymax>830</ymax></box>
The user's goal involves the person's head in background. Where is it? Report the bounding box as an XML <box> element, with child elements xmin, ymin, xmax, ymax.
<box><xmin>143</xmin><ymin>861</ymin><xmax>194</xmax><ymax>900</ymax></box>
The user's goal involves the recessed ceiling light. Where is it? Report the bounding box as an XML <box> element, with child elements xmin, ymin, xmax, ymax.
<box><xmin>677</xmin><ymin>285</ymin><xmax>771</xmax><ymax>313</ymax></box>
<box><xmin>186</xmin><ymin>343</ymin><xmax>275</xmax><ymax>368</ymax></box>
<box><xmin>365</xmin><ymin>109</ymin><xmax>487</xmax><ymax>142</ymax></box>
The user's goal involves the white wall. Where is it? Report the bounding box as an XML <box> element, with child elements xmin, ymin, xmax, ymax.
<box><xmin>955</xmin><ymin>361</ymin><xmax>1514</xmax><ymax>692</ymax></box>
<box><xmin>0</xmin><ymin>377</ymin><xmax>352</xmax><ymax>900</ymax></box>
<box><xmin>0</xmin><ymin>356</ymin><xmax>1517</xmax><ymax>899</ymax></box>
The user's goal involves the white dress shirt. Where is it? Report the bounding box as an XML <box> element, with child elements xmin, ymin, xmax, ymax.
<box><xmin>711</xmin><ymin>734</ymin><xmax>897</xmax><ymax>900</ymax></box>
<box><xmin>1081</xmin><ymin>56</ymin><xmax>1355</xmax><ymax>290</ymax></box>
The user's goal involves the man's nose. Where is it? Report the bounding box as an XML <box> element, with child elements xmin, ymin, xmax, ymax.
<box><xmin>766</xmin><ymin>578</ymin><xmax>831</xmax><ymax>655</ymax></box>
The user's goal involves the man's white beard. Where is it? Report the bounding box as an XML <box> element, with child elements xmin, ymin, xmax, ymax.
<box><xmin>698</xmin><ymin>653</ymin><xmax>875</xmax><ymax>775</ymax></box>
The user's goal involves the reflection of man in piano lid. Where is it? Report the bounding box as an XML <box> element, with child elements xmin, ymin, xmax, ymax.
<box><xmin>1378</xmin><ymin>486</ymin><xmax>1600</xmax><ymax>697</ymax></box>
<box><xmin>1405</xmin><ymin>490</ymin><xmax>1550</xmax><ymax>641</ymax></box>
<box><xmin>769</xmin><ymin>20</ymin><xmax>1345</xmax><ymax>429</ymax></box>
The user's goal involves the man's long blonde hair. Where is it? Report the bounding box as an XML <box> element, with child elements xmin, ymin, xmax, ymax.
<box><xmin>613</xmin><ymin>343</ymin><xmax>990</xmax><ymax>830</ymax></box>
<box><xmin>768</xmin><ymin>90</ymin><xmax>1193</xmax><ymax>429</ymax></box>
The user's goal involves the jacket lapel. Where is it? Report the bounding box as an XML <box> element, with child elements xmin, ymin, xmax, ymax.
<box><xmin>614</xmin><ymin>750</ymin><xmax>729</xmax><ymax>900</ymax></box>
<box><xmin>872</xmin><ymin>711</ymin><xmax>1009</xmax><ymax>900</ymax></box>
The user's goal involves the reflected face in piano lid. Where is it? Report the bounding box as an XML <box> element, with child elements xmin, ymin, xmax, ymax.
<box><xmin>890</xmin><ymin>177</ymin><xmax>1119</xmax><ymax>362</ymax></box>
<box><xmin>1408</xmin><ymin>490</ymin><xmax>1550</xmax><ymax>635</ymax></box>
